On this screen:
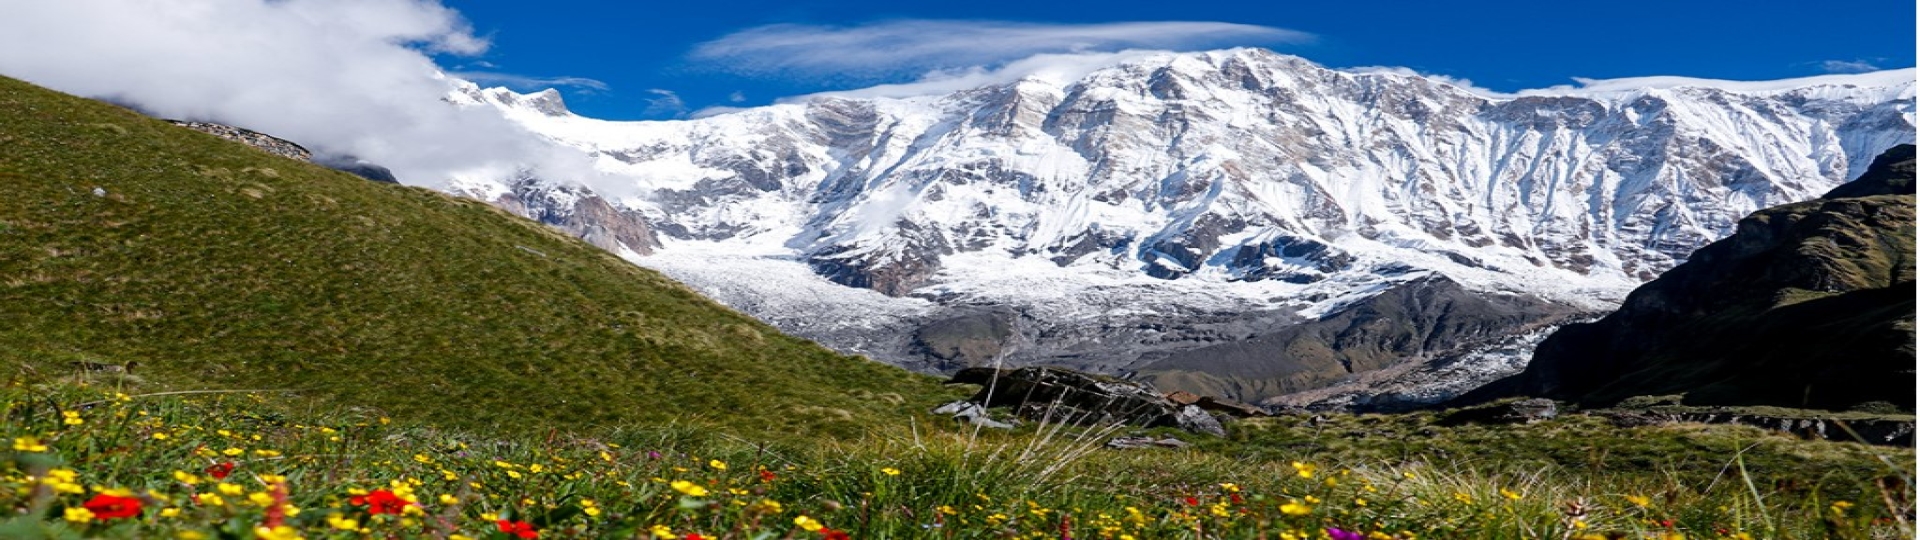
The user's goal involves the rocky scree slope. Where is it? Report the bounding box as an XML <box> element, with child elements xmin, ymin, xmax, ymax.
<box><xmin>452</xmin><ymin>49</ymin><xmax>1915</xmax><ymax>403</ymax></box>
<box><xmin>1466</xmin><ymin>144</ymin><xmax>1917</xmax><ymax>411</ymax></box>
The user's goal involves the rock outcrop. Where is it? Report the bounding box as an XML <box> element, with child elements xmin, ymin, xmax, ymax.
<box><xmin>939</xmin><ymin>366</ymin><xmax>1231</xmax><ymax>436</ymax></box>
<box><xmin>1464</xmin><ymin>145</ymin><xmax>1917</xmax><ymax>411</ymax></box>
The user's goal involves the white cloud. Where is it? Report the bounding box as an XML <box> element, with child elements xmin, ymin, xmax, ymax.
<box><xmin>450</xmin><ymin>72</ymin><xmax>609</xmax><ymax>92</ymax></box>
<box><xmin>799</xmin><ymin>50</ymin><xmax>1175</xmax><ymax>100</ymax></box>
<box><xmin>0</xmin><ymin>0</ymin><xmax>618</xmax><ymax>195</ymax></box>
<box><xmin>1819</xmin><ymin>59</ymin><xmax>1880</xmax><ymax>74</ymax></box>
<box><xmin>689</xmin><ymin>105</ymin><xmax>750</xmax><ymax>119</ymax></box>
<box><xmin>691</xmin><ymin>20</ymin><xmax>1312</xmax><ymax>78</ymax></box>
<box><xmin>642</xmin><ymin>89</ymin><xmax>688</xmax><ymax>118</ymax></box>
<box><xmin>728</xmin><ymin>91</ymin><xmax>747</xmax><ymax>103</ymax></box>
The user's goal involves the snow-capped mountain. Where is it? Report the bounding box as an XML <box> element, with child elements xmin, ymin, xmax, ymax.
<box><xmin>443</xmin><ymin>48</ymin><xmax>1915</xmax><ymax>405</ymax></box>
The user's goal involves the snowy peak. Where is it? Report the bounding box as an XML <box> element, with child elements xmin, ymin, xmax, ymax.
<box><xmin>447</xmin><ymin>49</ymin><xmax>1915</xmax><ymax>393</ymax></box>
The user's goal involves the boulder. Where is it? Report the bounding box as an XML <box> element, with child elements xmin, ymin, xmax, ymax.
<box><xmin>1173</xmin><ymin>404</ymin><xmax>1227</xmax><ymax>437</ymax></box>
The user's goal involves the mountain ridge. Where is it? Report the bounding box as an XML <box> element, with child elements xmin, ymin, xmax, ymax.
<box><xmin>451</xmin><ymin>48</ymin><xmax>1914</xmax><ymax>402</ymax></box>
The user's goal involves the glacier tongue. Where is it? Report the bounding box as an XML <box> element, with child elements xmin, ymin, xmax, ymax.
<box><xmin>446</xmin><ymin>48</ymin><xmax>1916</xmax><ymax>404</ymax></box>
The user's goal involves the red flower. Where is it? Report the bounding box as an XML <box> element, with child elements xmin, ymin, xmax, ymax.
<box><xmin>1183</xmin><ymin>497</ymin><xmax>1199</xmax><ymax>506</ymax></box>
<box><xmin>205</xmin><ymin>462</ymin><xmax>235</xmax><ymax>480</ymax></box>
<box><xmin>81</xmin><ymin>493</ymin><xmax>143</xmax><ymax>520</ymax></box>
<box><xmin>350</xmin><ymin>489</ymin><xmax>411</xmax><ymax>515</ymax></box>
<box><xmin>759</xmin><ymin>469</ymin><xmax>777</xmax><ymax>483</ymax></box>
<box><xmin>820</xmin><ymin>528</ymin><xmax>851</xmax><ymax>540</ymax></box>
<box><xmin>497</xmin><ymin>519</ymin><xmax>539</xmax><ymax>539</ymax></box>
<box><xmin>686</xmin><ymin>534</ymin><xmax>707</xmax><ymax>540</ymax></box>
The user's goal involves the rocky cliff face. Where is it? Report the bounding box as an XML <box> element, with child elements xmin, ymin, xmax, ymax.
<box><xmin>445</xmin><ymin>49</ymin><xmax>1914</xmax><ymax>403</ymax></box>
<box><xmin>1467</xmin><ymin>145</ymin><xmax>1916</xmax><ymax>411</ymax></box>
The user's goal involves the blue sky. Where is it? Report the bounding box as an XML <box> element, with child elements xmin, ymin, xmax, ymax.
<box><xmin>439</xmin><ymin>0</ymin><xmax>1917</xmax><ymax>120</ymax></box>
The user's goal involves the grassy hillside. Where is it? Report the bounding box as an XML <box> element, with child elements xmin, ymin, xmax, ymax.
<box><xmin>0</xmin><ymin>74</ymin><xmax>954</xmax><ymax>438</ymax></box>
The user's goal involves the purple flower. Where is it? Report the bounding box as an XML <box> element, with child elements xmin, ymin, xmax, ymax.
<box><xmin>647</xmin><ymin>451</ymin><xmax>662</xmax><ymax>460</ymax></box>
<box><xmin>1327</xmin><ymin>528</ymin><xmax>1366</xmax><ymax>540</ymax></box>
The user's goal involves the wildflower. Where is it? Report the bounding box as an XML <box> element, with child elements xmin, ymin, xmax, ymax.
<box><xmin>496</xmin><ymin>519</ymin><xmax>539</xmax><ymax>539</ymax></box>
<box><xmin>350</xmin><ymin>489</ymin><xmax>412</xmax><ymax>515</ymax></box>
<box><xmin>1326</xmin><ymin>528</ymin><xmax>1366</xmax><ymax>540</ymax></box>
<box><xmin>1830</xmin><ymin>500</ymin><xmax>1854</xmax><ymax>514</ymax></box>
<box><xmin>76</xmin><ymin>492</ymin><xmax>143</xmax><ymax>520</ymax></box>
<box><xmin>195</xmin><ymin>493</ymin><xmax>224</xmax><ymax>506</ymax></box>
<box><xmin>216</xmin><ymin>483</ymin><xmax>244</xmax><ymax>496</ymax></box>
<box><xmin>686</xmin><ymin>534</ymin><xmax>707</xmax><ymax>540</ymax></box>
<box><xmin>582</xmin><ymin>498</ymin><xmax>601</xmax><ymax>517</ymax></box>
<box><xmin>709</xmin><ymin>459</ymin><xmax>728</xmax><ymax>470</ymax></box>
<box><xmin>821</xmin><ymin>528</ymin><xmax>851</xmax><ymax>540</ymax></box>
<box><xmin>222</xmin><ymin>447</ymin><xmax>245</xmax><ymax>457</ymax></box>
<box><xmin>528</xmin><ymin>463</ymin><xmax>545</xmax><ymax>473</ymax></box>
<box><xmin>12</xmin><ymin>436</ymin><xmax>47</xmax><ymax>452</ymax></box>
<box><xmin>205</xmin><ymin>462</ymin><xmax>235</xmax><ymax>480</ymax></box>
<box><xmin>671</xmin><ymin>480</ymin><xmax>709</xmax><ymax>497</ymax></box>
<box><xmin>752</xmin><ymin>499</ymin><xmax>785</xmax><ymax>515</ymax></box>
<box><xmin>252</xmin><ymin>449</ymin><xmax>281</xmax><ymax>458</ymax></box>
<box><xmin>178</xmin><ymin>532</ymin><xmax>208</xmax><ymax>540</ymax></box>
<box><xmin>794</xmin><ymin>515</ymin><xmax>826</xmax><ymax>532</ymax></box>
<box><xmin>63</xmin><ymin>506</ymin><xmax>96</xmax><ymax>523</ymax></box>
<box><xmin>326</xmin><ymin>514</ymin><xmax>359</xmax><ymax>531</ymax></box>
<box><xmin>63</xmin><ymin>411</ymin><xmax>84</xmax><ymax>426</ymax></box>
<box><xmin>1280</xmin><ymin>501</ymin><xmax>1311</xmax><ymax>516</ymax></box>
<box><xmin>161</xmin><ymin>508</ymin><xmax>181</xmax><ymax>518</ymax></box>
<box><xmin>153</xmin><ymin>432</ymin><xmax>170</xmax><ymax>440</ymax></box>
<box><xmin>759</xmin><ymin>469</ymin><xmax>778</xmax><ymax>482</ymax></box>
<box><xmin>1624</xmin><ymin>495</ymin><xmax>1651</xmax><ymax>507</ymax></box>
<box><xmin>651</xmin><ymin>524</ymin><xmax>677</xmax><ymax>539</ymax></box>
<box><xmin>254</xmin><ymin>525</ymin><xmax>301</xmax><ymax>540</ymax></box>
<box><xmin>881</xmin><ymin>467</ymin><xmax>901</xmax><ymax>476</ymax></box>
<box><xmin>1291</xmin><ymin>461</ymin><xmax>1316</xmax><ymax>479</ymax></box>
<box><xmin>1500</xmin><ymin>488</ymin><xmax>1521</xmax><ymax>501</ymax></box>
<box><xmin>439</xmin><ymin>493</ymin><xmax>459</xmax><ymax>505</ymax></box>
<box><xmin>173</xmin><ymin>471</ymin><xmax>201</xmax><ymax>485</ymax></box>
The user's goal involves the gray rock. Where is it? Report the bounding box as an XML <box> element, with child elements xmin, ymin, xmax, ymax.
<box><xmin>1172</xmin><ymin>405</ymin><xmax>1227</xmax><ymax>437</ymax></box>
<box><xmin>1106</xmin><ymin>436</ymin><xmax>1191</xmax><ymax>449</ymax></box>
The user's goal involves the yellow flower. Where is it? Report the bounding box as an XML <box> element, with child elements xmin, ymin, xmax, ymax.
<box><xmin>177</xmin><ymin>532</ymin><xmax>208</xmax><ymax>540</ymax></box>
<box><xmin>650</xmin><ymin>524</ymin><xmax>677</xmax><ymax>539</ymax></box>
<box><xmin>413</xmin><ymin>454</ymin><xmax>434</xmax><ymax>464</ymax></box>
<box><xmin>253</xmin><ymin>449</ymin><xmax>281</xmax><ymax>458</ymax></box>
<box><xmin>152</xmin><ymin>432</ymin><xmax>170</xmax><ymax>440</ymax></box>
<box><xmin>506</xmin><ymin>470</ymin><xmax>523</xmax><ymax>479</ymax></box>
<box><xmin>880</xmin><ymin>467</ymin><xmax>901</xmax><ymax>476</ymax></box>
<box><xmin>196</xmin><ymin>493</ymin><xmax>225</xmax><ymax>506</ymax></box>
<box><xmin>1219</xmin><ymin>482</ymin><xmax>1240</xmax><ymax>492</ymax></box>
<box><xmin>670</xmin><ymin>480</ymin><xmax>709</xmax><ymax>497</ymax></box>
<box><xmin>752</xmin><ymin>499</ymin><xmax>785</xmax><ymax>515</ymax></box>
<box><xmin>62</xmin><ymin>411</ymin><xmax>83</xmax><ymax>426</ymax></box>
<box><xmin>217</xmin><ymin>483</ymin><xmax>245</xmax><ymax>496</ymax></box>
<box><xmin>439</xmin><ymin>493</ymin><xmax>459</xmax><ymax>505</ymax></box>
<box><xmin>326</xmin><ymin>514</ymin><xmax>360</xmax><ymax>531</ymax></box>
<box><xmin>1291</xmin><ymin>461</ymin><xmax>1315</xmax><ymax>479</ymax></box>
<box><xmin>248</xmin><ymin>492</ymin><xmax>275</xmax><ymax>507</ymax></box>
<box><xmin>254</xmin><ymin>525</ymin><xmax>303</xmax><ymax>540</ymax></box>
<box><xmin>528</xmin><ymin>463</ymin><xmax>545</xmax><ymax>473</ymax></box>
<box><xmin>794</xmin><ymin>515</ymin><xmax>825</xmax><ymax>532</ymax></box>
<box><xmin>63</xmin><ymin>506</ymin><xmax>95</xmax><ymax>523</ymax></box>
<box><xmin>1279</xmin><ymin>501</ymin><xmax>1311</xmax><ymax>516</ymax></box>
<box><xmin>709</xmin><ymin>459</ymin><xmax>728</xmax><ymax>471</ymax></box>
<box><xmin>1624</xmin><ymin>495</ymin><xmax>1651</xmax><ymax>507</ymax></box>
<box><xmin>222</xmin><ymin>447</ymin><xmax>245</xmax><ymax>457</ymax></box>
<box><xmin>160</xmin><ymin>508</ymin><xmax>182</xmax><ymax>518</ymax></box>
<box><xmin>12</xmin><ymin>436</ymin><xmax>47</xmax><ymax>453</ymax></box>
<box><xmin>1500</xmin><ymin>488</ymin><xmax>1521</xmax><ymax>501</ymax></box>
<box><xmin>450</xmin><ymin>536</ymin><xmax>475</xmax><ymax>540</ymax></box>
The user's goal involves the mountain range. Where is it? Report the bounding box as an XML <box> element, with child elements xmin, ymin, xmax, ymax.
<box><xmin>446</xmin><ymin>48</ymin><xmax>1914</xmax><ymax>406</ymax></box>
